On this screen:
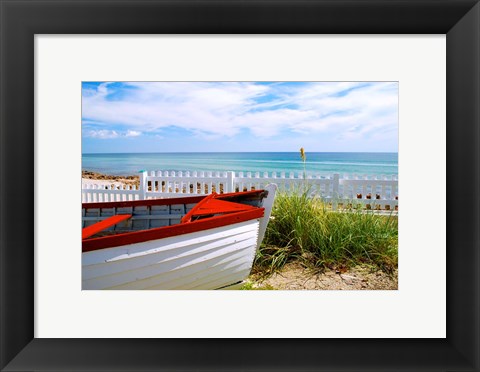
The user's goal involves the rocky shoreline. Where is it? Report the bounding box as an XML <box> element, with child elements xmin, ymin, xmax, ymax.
<box><xmin>82</xmin><ymin>170</ymin><xmax>140</xmax><ymax>187</ymax></box>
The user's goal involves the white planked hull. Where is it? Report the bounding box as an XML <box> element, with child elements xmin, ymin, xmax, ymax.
<box><xmin>82</xmin><ymin>219</ymin><xmax>260</xmax><ymax>290</ymax></box>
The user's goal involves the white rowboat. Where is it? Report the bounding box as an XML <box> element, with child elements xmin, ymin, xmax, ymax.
<box><xmin>82</xmin><ymin>184</ymin><xmax>277</xmax><ymax>290</ymax></box>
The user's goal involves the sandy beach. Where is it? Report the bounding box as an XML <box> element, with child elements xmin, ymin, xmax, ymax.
<box><xmin>82</xmin><ymin>171</ymin><xmax>140</xmax><ymax>188</ymax></box>
<box><xmin>248</xmin><ymin>262</ymin><xmax>398</xmax><ymax>290</ymax></box>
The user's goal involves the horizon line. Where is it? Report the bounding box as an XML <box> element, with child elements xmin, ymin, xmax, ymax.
<box><xmin>82</xmin><ymin>150</ymin><xmax>398</xmax><ymax>155</ymax></box>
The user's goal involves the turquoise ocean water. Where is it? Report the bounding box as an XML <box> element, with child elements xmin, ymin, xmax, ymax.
<box><xmin>82</xmin><ymin>152</ymin><xmax>398</xmax><ymax>177</ymax></box>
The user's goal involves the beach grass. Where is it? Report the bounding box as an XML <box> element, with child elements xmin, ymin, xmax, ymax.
<box><xmin>239</xmin><ymin>281</ymin><xmax>275</xmax><ymax>290</ymax></box>
<box><xmin>255</xmin><ymin>186</ymin><xmax>398</xmax><ymax>275</ymax></box>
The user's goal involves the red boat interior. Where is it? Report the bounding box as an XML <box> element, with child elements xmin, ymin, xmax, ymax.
<box><xmin>82</xmin><ymin>190</ymin><xmax>268</xmax><ymax>252</ymax></box>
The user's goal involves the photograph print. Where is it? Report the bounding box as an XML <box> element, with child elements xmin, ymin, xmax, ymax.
<box><xmin>81</xmin><ymin>81</ymin><xmax>398</xmax><ymax>290</ymax></box>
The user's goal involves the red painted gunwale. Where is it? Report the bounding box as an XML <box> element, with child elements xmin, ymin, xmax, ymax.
<box><xmin>82</xmin><ymin>208</ymin><xmax>264</xmax><ymax>252</ymax></box>
<box><xmin>82</xmin><ymin>189</ymin><xmax>265</xmax><ymax>210</ymax></box>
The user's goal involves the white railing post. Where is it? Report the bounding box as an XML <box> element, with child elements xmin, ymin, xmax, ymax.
<box><xmin>226</xmin><ymin>171</ymin><xmax>235</xmax><ymax>193</ymax></box>
<box><xmin>139</xmin><ymin>170</ymin><xmax>147</xmax><ymax>200</ymax></box>
<box><xmin>332</xmin><ymin>173</ymin><xmax>340</xmax><ymax>210</ymax></box>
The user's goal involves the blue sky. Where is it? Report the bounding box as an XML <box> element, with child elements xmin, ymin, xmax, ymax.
<box><xmin>82</xmin><ymin>82</ymin><xmax>398</xmax><ymax>153</ymax></box>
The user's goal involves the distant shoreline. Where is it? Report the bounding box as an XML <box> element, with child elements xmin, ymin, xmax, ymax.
<box><xmin>82</xmin><ymin>170</ymin><xmax>140</xmax><ymax>187</ymax></box>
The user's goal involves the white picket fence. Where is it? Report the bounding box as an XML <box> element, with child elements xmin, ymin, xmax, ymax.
<box><xmin>82</xmin><ymin>170</ymin><xmax>398</xmax><ymax>210</ymax></box>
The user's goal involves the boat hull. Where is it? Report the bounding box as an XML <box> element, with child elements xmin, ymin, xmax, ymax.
<box><xmin>82</xmin><ymin>219</ymin><xmax>260</xmax><ymax>290</ymax></box>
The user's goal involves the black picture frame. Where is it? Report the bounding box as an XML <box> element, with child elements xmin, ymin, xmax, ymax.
<box><xmin>1</xmin><ymin>1</ymin><xmax>479</xmax><ymax>371</ymax></box>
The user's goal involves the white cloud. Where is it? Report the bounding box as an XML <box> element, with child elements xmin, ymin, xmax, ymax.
<box><xmin>82</xmin><ymin>82</ymin><xmax>398</xmax><ymax>144</ymax></box>
<box><xmin>125</xmin><ymin>130</ymin><xmax>142</xmax><ymax>137</ymax></box>
<box><xmin>84</xmin><ymin>129</ymin><xmax>119</xmax><ymax>139</ymax></box>
<box><xmin>84</xmin><ymin>129</ymin><xmax>142</xmax><ymax>139</ymax></box>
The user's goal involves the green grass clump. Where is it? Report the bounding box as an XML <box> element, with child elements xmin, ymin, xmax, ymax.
<box><xmin>256</xmin><ymin>187</ymin><xmax>398</xmax><ymax>274</ymax></box>
<box><xmin>240</xmin><ymin>281</ymin><xmax>275</xmax><ymax>290</ymax></box>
